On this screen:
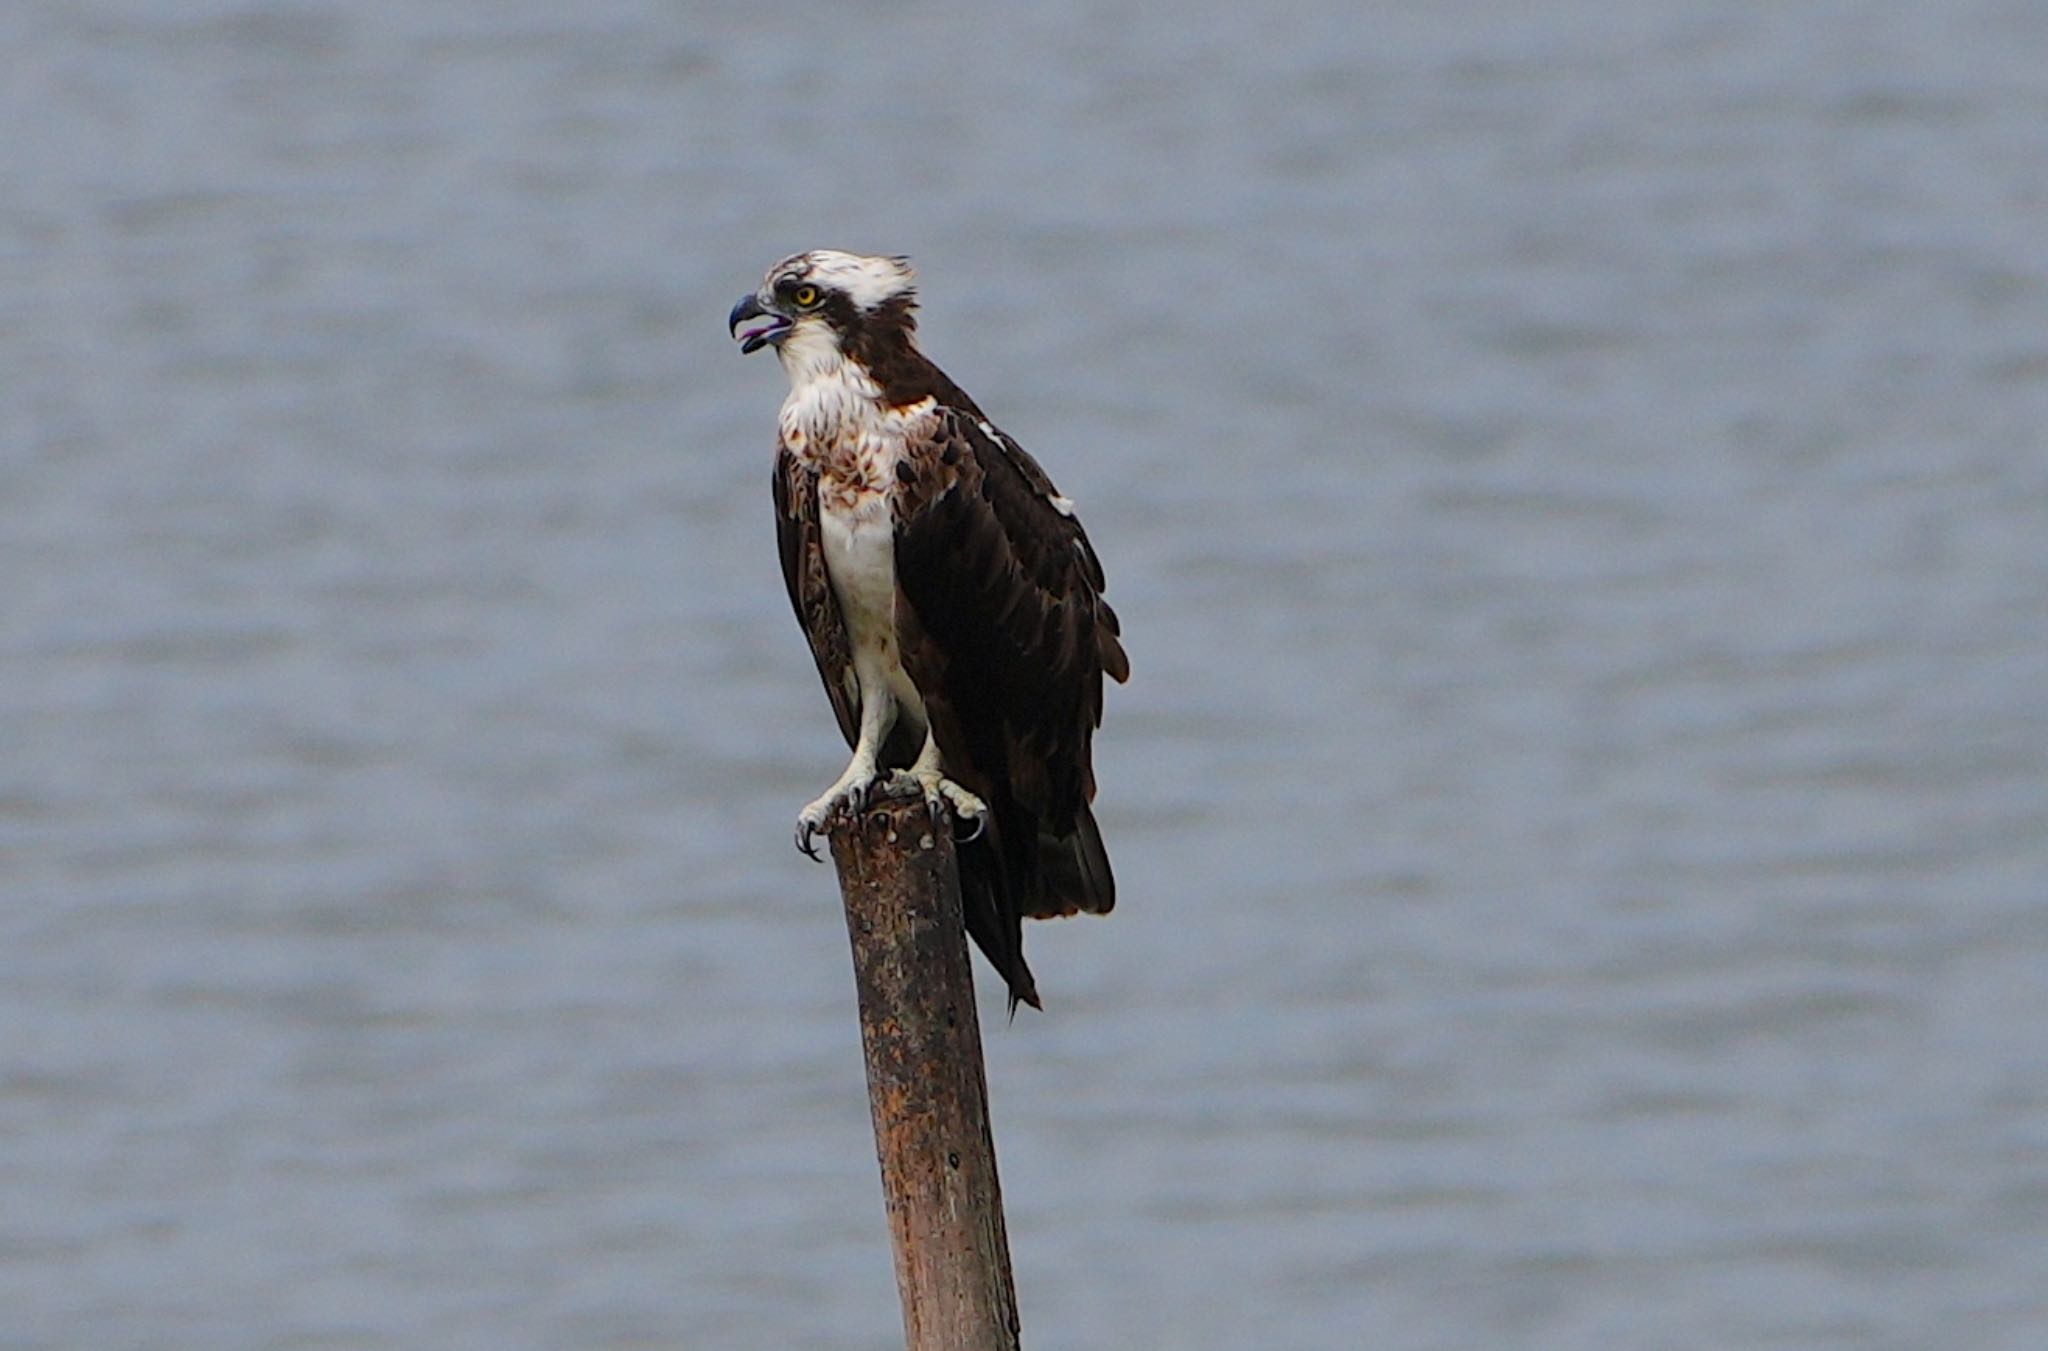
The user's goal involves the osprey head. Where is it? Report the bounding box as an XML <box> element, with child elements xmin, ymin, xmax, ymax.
<box><xmin>728</xmin><ymin>250</ymin><xmax>919</xmax><ymax>359</ymax></box>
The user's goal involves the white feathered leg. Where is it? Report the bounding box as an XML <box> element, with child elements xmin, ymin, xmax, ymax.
<box><xmin>795</xmin><ymin>681</ymin><xmax>892</xmax><ymax>860</ymax></box>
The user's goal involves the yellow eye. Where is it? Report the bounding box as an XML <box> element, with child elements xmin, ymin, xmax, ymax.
<box><xmin>793</xmin><ymin>285</ymin><xmax>820</xmax><ymax>308</ymax></box>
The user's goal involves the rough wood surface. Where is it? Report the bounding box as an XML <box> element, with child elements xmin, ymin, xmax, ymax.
<box><xmin>829</xmin><ymin>791</ymin><xmax>1023</xmax><ymax>1351</ymax></box>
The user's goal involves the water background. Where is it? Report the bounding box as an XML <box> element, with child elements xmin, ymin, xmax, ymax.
<box><xmin>5</xmin><ymin>2</ymin><xmax>2048</xmax><ymax>1347</ymax></box>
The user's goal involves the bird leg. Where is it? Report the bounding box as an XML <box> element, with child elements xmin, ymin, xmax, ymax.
<box><xmin>794</xmin><ymin>746</ymin><xmax>880</xmax><ymax>860</ymax></box>
<box><xmin>888</xmin><ymin>732</ymin><xmax>988</xmax><ymax>841</ymax></box>
<box><xmin>795</xmin><ymin>685</ymin><xmax>893</xmax><ymax>860</ymax></box>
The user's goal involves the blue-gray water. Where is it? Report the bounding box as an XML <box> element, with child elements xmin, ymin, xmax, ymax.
<box><xmin>6</xmin><ymin>2</ymin><xmax>2048</xmax><ymax>1348</ymax></box>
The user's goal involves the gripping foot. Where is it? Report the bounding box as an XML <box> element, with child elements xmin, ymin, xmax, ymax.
<box><xmin>888</xmin><ymin>767</ymin><xmax>988</xmax><ymax>841</ymax></box>
<box><xmin>793</xmin><ymin>769</ymin><xmax>880</xmax><ymax>861</ymax></box>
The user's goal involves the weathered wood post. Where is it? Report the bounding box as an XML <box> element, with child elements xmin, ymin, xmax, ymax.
<box><xmin>828</xmin><ymin>788</ymin><xmax>1023</xmax><ymax>1351</ymax></box>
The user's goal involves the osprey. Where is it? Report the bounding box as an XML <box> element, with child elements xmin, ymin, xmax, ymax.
<box><xmin>729</xmin><ymin>250</ymin><xmax>1128</xmax><ymax>1010</ymax></box>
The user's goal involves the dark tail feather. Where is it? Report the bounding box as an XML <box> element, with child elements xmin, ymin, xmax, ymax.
<box><xmin>953</xmin><ymin>802</ymin><xmax>1115</xmax><ymax>1012</ymax></box>
<box><xmin>956</xmin><ymin>833</ymin><xmax>1041</xmax><ymax>1012</ymax></box>
<box><xmin>1031</xmin><ymin>803</ymin><xmax>1116</xmax><ymax>918</ymax></box>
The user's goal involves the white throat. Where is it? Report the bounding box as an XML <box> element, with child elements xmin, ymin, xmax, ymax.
<box><xmin>776</xmin><ymin>326</ymin><xmax>882</xmax><ymax>453</ymax></box>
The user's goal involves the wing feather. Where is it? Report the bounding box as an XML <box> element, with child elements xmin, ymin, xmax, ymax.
<box><xmin>893</xmin><ymin>409</ymin><xmax>1127</xmax><ymax>921</ymax></box>
<box><xmin>773</xmin><ymin>446</ymin><xmax>858</xmax><ymax>748</ymax></box>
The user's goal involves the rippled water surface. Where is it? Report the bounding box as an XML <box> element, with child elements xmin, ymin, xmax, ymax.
<box><xmin>6</xmin><ymin>2</ymin><xmax>2048</xmax><ymax>1348</ymax></box>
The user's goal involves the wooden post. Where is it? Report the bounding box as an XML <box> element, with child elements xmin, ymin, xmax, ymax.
<box><xmin>829</xmin><ymin>789</ymin><xmax>1024</xmax><ymax>1351</ymax></box>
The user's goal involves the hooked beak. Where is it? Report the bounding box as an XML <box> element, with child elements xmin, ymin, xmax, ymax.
<box><xmin>729</xmin><ymin>294</ymin><xmax>791</xmax><ymax>354</ymax></box>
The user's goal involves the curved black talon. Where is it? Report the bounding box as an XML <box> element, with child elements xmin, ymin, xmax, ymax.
<box><xmin>795</xmin><ymin>820</ymin><xmax>822</xmax><ymax>861</ymax></box>
<box><xmin>955</xmin><ymin>809</ymin><xmax>988</xmax><ymax>843</ymax></box>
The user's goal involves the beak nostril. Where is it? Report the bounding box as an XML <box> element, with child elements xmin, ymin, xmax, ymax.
<box><xmin>730</xmin><ymin>293</ymin><xmax>791</xmax><ymax>354</ymax></box>
<box><xmin>728</xmin><ymin>293</ymin><xmax>767</xmax><ymax>335</ymax></box>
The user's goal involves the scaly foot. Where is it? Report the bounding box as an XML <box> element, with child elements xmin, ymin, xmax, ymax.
<box><xmin>888</xmin><ymin>767</ymin><xmax>988</xmax><ymax>841</ymax></box>
<box><xmin>793</xmin><ymin>768</ymin><xmax>880</xmax><ymax>861</ymax></box>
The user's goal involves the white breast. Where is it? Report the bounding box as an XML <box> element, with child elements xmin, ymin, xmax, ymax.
<box><xmin>819</xmin><ymin>489</ymin><xmax>897</xmax><ymax>645</ymax></box>
<box><xmin>781</xmin><ymin>351</ymin><xmax>938</xmax><ymax>732</ymax></box>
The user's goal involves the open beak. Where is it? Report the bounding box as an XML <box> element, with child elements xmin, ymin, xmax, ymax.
<box><xmin>729</xmin><ymin>294</ymin><xmax>792</xmax><ymax>354</ymax></box>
